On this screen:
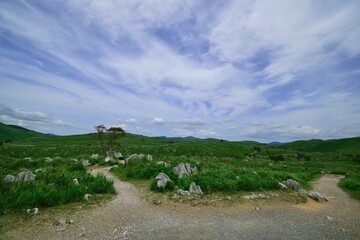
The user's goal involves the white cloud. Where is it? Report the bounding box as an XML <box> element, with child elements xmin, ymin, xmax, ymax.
<box><xmin>171</xmin><ymin>128</ymin><xmax>193</xmax><ymax>136</ymax></box>
<box><xmin>198</xmin><ymin>129</ymin><xmax>218</xmax><ymax>137</ymax></box>
<box><xmin>151</xmin><ymin>117</ymin><xmax>165</xmax><ymax>125</ymax></box>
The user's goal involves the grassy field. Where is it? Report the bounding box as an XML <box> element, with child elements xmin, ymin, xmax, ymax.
<box><xmin>1</xmin><ymin>127</ymin><xmax>360</xmax><ymax>214</ymax></box>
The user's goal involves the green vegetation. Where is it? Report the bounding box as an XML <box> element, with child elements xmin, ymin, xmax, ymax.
<box><xmin>0</xmin><ymin>156</ymin><xmax>115</xmax><ymax>215</ymax></box>
<box><xmin>1</xmin><ymin>122</ymin><xmax>359</xmax><ymax>214</ymax></box>
<box><xmin>0</xmin><ymin>122</ymin><xmax>47</xmax><ymax>142</ymax></box>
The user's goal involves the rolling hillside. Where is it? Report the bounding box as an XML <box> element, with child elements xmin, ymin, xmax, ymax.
<box><xmin>279</xmin><ymin>137</ymin><xmax>360</xmax><ymax>153</ymax></box>
<box><xmin>0</xmin><ymin>122</ymin><xmax>47</xmax><ymax>142</ymax></box>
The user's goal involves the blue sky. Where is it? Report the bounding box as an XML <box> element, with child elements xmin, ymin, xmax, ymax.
<box><xmin>1</xmin><ymin>0</ymin><xmax>360</xmax><ymax>142</ymax></box>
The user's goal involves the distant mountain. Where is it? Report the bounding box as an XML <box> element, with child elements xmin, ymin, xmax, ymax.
<box><xmin>0</xmin><ymin>122</ymin><xmax>47</xmax><ymax>142</ymax></box>
<box><xmin>279</xmin><ymin>137</ymin><xmax>360</xmax><ymax>153</ymax></box>
<box><xmin>268</xmin><ymin>141</ymin><xmax>284</xmax><ymax>146</ymax></box>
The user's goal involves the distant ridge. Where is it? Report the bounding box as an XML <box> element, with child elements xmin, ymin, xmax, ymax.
<box><xmin>0</xmin><ymin>122</ymin><xmax>47</xmax><ymax>141</ymax></box>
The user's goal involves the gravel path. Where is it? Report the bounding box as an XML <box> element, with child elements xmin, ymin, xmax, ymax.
<box><xmin>1</xmin><ymin>170</ymin><xmax>359</xmax><ymax>240</ymax></box>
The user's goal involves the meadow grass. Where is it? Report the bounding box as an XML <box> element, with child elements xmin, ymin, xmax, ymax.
<box><xmin>1</xmin><ymin>132</ymin><xmax>359</xmax><ymax>214</ymax></box>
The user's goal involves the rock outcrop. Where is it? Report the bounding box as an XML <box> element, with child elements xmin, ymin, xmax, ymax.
<box><xmin>308</xmin><ymin>191</ymin><xmax>328</xmax><ymax>202</ymax></box>
<box><xmin>282</xmin><ymin>179</ymin><xmax>302</xmax><ymax>191</ymax></box>
<box><xmin>4</xmin><ymin>174</ymin><xmax>16</xmax><ymax>182</ymax></box>
<box><xmin>17</xmin><ymin>169</ymin><xmax>36</xmax><ymax>181</ymax></box>
<box><xmin>173</xmin><ymin>163</ymin><xmax>197</xmax><ymax>177</ymax></box>
<box><xmin>155</xmin><ymin>173</ymin><xmax>170</xmax><ymax>188</ymax></box>
<box><xmin>189</xmin><ymin>182</ymin><xmax>203</xmax><ymax>195</ymax></box>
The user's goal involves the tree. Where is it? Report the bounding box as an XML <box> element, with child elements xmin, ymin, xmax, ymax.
<box><xmin>94</xmin><ymin>125</ymin><xmax>126</xmax><ymax>154</ymax></box>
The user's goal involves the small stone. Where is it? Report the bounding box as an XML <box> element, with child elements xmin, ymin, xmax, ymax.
<box><xmin>82</xmin><ymin>160</ymin><xmax>90</xmax><ymax>167</ymax></box>
<box><xmin>153</xmin><ymin>199</ymin><xmax>161</xmax><ymax>205</ymax></box>
<box><xmin>298</xmin><ymin>189</ymin><xmax>308</xmax><ymax>197</ymax></box>
<box><xmin>326</xmin><ymin>216</ymin><xmax>334</xmax><ymax>221</ymax></box>
<box><xmin>33</xmin><ymin>208</ymin><xmax>39</xmax><ymax>215</ymax></box>
<box><xmin>4</xmin><ymin>174</ymin><xmax>16</xmax><ymax>182</ymax></box>
<box><xmin>17</xmin><ymin>169</ymin><xmax>36</xmax><ymax>181</ymax></box>
<box><xmin>278</xmin><ymin>182</ymin><xmax>287</xmax><ymax>189</ymax></box>
<box><xmin>253</xmin><ymin>206</ymin><xmax>260</xmax><ymax>211</ymax></box>
<box><xmin>189</xmin><ymin>182</ymin><xmax>203</xmax><ymax>195</ymax></box>
<box><xmin>282</xmin><ymin>179</ymin><xmax>302</xmax><ymax>191</ymax></box>
<box><xmin>90</xmin><ymin>154</ymin><xmax>99</xmax><ymax>160</ymax></box>
<box><xmin>147</xmin><ymin>154</ymin><xmax>153</xmax><ymax>161</ymax></box>
<box><xmin>258</xmin><ymin>194</ymin><xmax>269</xmax><ymax>199</ymax></box>
<box><xmin>177</xmin><ymin>189</ymin><xmax>191</xmax><ymax>196</ymax></box>
<box><xmin>243</xmin><ymin>194</ymin><xmax>258</xmax><ymax>200</ymax></box>
<box><xmin>308</xmin><ymin>191</ymin><xmax>328</xmax><ymax>202</ymax></box>
<box><xmin>73</xmin><ymin>178</ymin><xmax>79</xmax><ymax>185</ymax></box>
<box><xmin>84</xmin><ymin>194</ymin><xmax>92</xmax><ymax>201</ymax></box>
<box><xmin>45</xmin><ymin>157</ymin><xmax>53</xmax><ymax>162</ymax></box>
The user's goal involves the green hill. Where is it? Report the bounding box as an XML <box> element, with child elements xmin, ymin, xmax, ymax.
<box><xmin>279</xmin><ymin>137</ymin><xmax>360</xmax><ymax>153</ymax></box>
<box><xmin>0</xmin><ymin>122</ymin><xmax>47</xmax><ymax>142</ymax></box>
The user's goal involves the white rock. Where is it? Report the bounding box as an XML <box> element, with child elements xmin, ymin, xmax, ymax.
<box><xmin>45</xmin><ymin>157</ymin><xmax>53</xmax><ymax>163</ymax></box>
<box><xmin>23</xmin><ymin>157</ymin><xmax>32</xmax><ymax>161</ymax></box>
<box><xmin>278</xmin><ymin>182</ymin><xmax>287</xmax><ymax>189</ymax></box>
<box><xmin>18</xmin><ymin>169</ymin><xmax>36</xmax><ymax>181</ymax></box>
<box><xmin>73</xmin><ymin>178</ymin><xmax>79</xmax><ymax>185</ymax></box>
<box><xmin>90</xmin><ymin>154</ymin><xmax>99</xmax><ymax>160</ymax></box>
<box><xmin>177</xmin><ymin>189</ymin><xmax>191</xmax><ymax>196</ymax></box>
<box><xmin>243</xmin><ymin>194</ymin><xmax>258</xmax><ymax>200</ymax></box>
<box><xmin>147</xmin><ymin>154</ymin><xmax>153</xmax><ymax>161</ymax></box>
<box><xmin>189</xmin><ymin>182</ymin><xmax>203</xmax><ymax>195</ymax></box>
<box><xmin>308</xmin><ymin>191</ymin><xmax>328</xmax><ymax>202</ymax></box>
<box><xmin>155</xmin><ymin>173</ymin><xmax>170</xmax><ymax>188</ymax></box>
<box><xmin>82</xmin><ymin>160</ymin><xmax>90</xmax><ymax>167</ymax></box>
<box><xmin>104</xmin><ymin>156</ymin><xmax>112</xmax><ymax>163</ymax></box>
<box><xmin>4</xmin><ymin>174</ymin><xmax>16</xmax><ymax>182</ymax></box>
<box><xmin>84</xmin><ymin>194</ymin><xmax>92</xmax><ymax>201</ymax></box>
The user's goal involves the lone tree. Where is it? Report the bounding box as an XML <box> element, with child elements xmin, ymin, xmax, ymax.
<box><xmin>94</xmin><ymin>125</ymin><xmax>126</xmax><ymax>154</ymax></box>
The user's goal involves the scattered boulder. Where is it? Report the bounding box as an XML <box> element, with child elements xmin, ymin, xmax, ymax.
<box><xmin>125</xmin><ymin>154</ymin><xmax>145</xmax><ymax>164</ymax></box>
<box><xmin>298</xmin><ymin>189</ymin><xmax>308</xmax><ymax>197</ymax></box>
<box><xmin>156</xmin><ymin>161</ymin><xmax>170</xmax><ymax>167</ymax></box>
<box><xmin>106</xmin><ymin>151</ymin><xmax>123</xmax><ymax>159</ymax></box>
<box><xmin>4</xmin><ymin>174</ymin><xmax>16</xmax><ymax>182</ymax></box>
<box><xmin>82</xmin><ymin>160</ymin><xmax>90</xmax><ymax>167</ymax></box>
<box><xmin>189</xmin><ymin>182</ymin><xmax>203</xmax><ymax>195</ymax></box>
<box><xmin>243</xmin><ymin>194</ymin><xmax>258</xmax><ymax>200</ymax></box>
<box><xmin>104</xmin><ymin>156</ymin><xmax>112</xmax><ymax>163</ymax></box>
<box><xmin>278</xmin><ymin>182</ymin><xmax>287</xmax><ymax>189</ymax></box>
<box><xmin>147</xmin><ymin>154</ymin><xmax>153</xmax><ymax>161</ymax></box>
<box><xmin>45</xmin><ymin>157</ymin><xmax>53</xmax><ymax>163</ymax></box>
<box><xmin>155</xmin><ymin>173</ymin><xmax>170</xmax><ymax>188</ymax></box>
<box><xmin>308</xmin><ymin>191</ymin><xmax>328</xmax><ymax>202</ymax></box>
<box><xmin>177</xmin><ymin>189</ymin><xmax>191</xmax><ymax>196</ymax></box>
<box><xmin>173</xmin><ymin>162</ymin><xmax>197</xmax><ymax>177</ymax></box>
<box><xmin>73</xmin><ymin>178</ymin><xmax>79</xmax><ymax>185</ymax></box>
<box><xmin>282</xmin><ymin>179</ymin><xmax>302</xmax><ymax>191</ymax></box>
<box><xmin>90</xmin><ymin>154</ymin><xmax>99</xmax><ymax>160</ymax></box>
<box><xmin>27</xmin><ymin>208</ymin><xmax>39</xmax><ymax>215</ymax></box>
<box><xmin>23</xmin><ymin>157</ymin><xmax>32</xmax><ymax>161</ymax></box>
<box><xmin>18</xmin><ymin>169</ymin><xmax>36</xmax><ymax>181</ymax></box>
<box><xmin>84</xmin><ymin>194</ymin><xmax>92</xmax><ymax>201</ymax></box>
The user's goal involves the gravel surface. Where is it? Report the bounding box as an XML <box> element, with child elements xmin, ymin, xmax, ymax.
<box><xmin>1</xmin><ymin>169</ymin><xmax>359</xmax><ymax>240</ymax></box>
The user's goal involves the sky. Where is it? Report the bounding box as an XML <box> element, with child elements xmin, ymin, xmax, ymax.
<box><xmin>0</xmin><ymin>0</ymin><xmax>360</xmax><ymax>142</ymax></box>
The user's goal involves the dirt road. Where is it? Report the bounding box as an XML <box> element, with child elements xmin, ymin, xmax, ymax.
<box><xmin>1</xmin><ymin>169</ymin><xmax>359</xmax><ymax>240</ymax></box>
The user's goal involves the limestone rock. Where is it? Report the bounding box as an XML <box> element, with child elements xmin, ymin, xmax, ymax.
<box><xmin>125</xmin><ymin>153</ymin><xmax>145</xmax><ymax>164</ymax></box>
<box><xmin>4</xmin><ymin>174</ymin><xmax>16</xmax><ymax>182</ymax></box>
<box><xmin>173</xmin><ymin>162</ymin><xmax>197</xmax><ymax>177</ymax></box>
<box><xmin>147</xmin><ymin>154</ymin><xmax>153</xmax><ymax>161</ymax></box>
<box><xmin>18</xmin><ymin>169</ymin><xmax>36</xmax><ymax>181</ymax></box>
<box><xmin>308</xmin><ymin>191</ymin><xmax>328</xmax><ymax>202</ymax></box>
<box><xmin>84</xmin><ymin>194</ymin><xmax>92</xmax><ymax>201</ymax></box>
<box><xmin>298</xmin><ymin>189</ymin><xmax>308</xmax><ymax>197</ymax></box>
<box><xmin>90</xmin><ymin>154</ymin><xmax>99</xmax><ymax>160</ymax></box>
<box><xmin>45</xmin><ymin>157</ymin><xmax>53</xmax><ymax>163</ymax></box>
<box><xmin>243</xmin><ymin>194</ymin><xmax>258</xmax><ymax>199</ymax></box>
<box><xmin>189</xmin><ymin>182</ymin><xmax>203</xmax><ymax>195</ymax></box>
<box><xmin>177</xmin><ymin>189</ymin><xmax>191</xmax><ymax>196</ymax></box>
<box><xmin>155</xmin><ymin>173</ymin><xmax>170</xmax><ymax>188</ymax></box>
<box><xmin>73</xmin><ymin>178</ymin><xmax>79</xmax><ymax>185</ymax></box>
<box><xmin>23</xmin><ymin>157</ymin><xmax>32</xmax><ymax>161</ymax></box>
<box><xmin>278</xmin><ymin>182</ymin><xmax>287</xmax><ymax>189</ymax></box>
<box><xmin>82</xmin><ymin>160</ymin><xmax>90</xmax><ymax>167</ymax></box>
<box><xmin>104</xmin><ymin>156</ymin><xmax>112</xmax><ymax>163</ymax></box>
<box><xmin>107</xmin><ymin>151</ymin><xmax>123</xmax><ymax>159</ymax></box>
<box><xmin>282</xmin><ymin>179</ymin><xmax>302</xmax><ymax>191</ymax></box>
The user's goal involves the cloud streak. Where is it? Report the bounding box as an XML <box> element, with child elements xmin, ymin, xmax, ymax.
<box><xmin>0</xmin><ymin>0</ymin><xmax>359</xmax><ymax>141</ymax></box>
